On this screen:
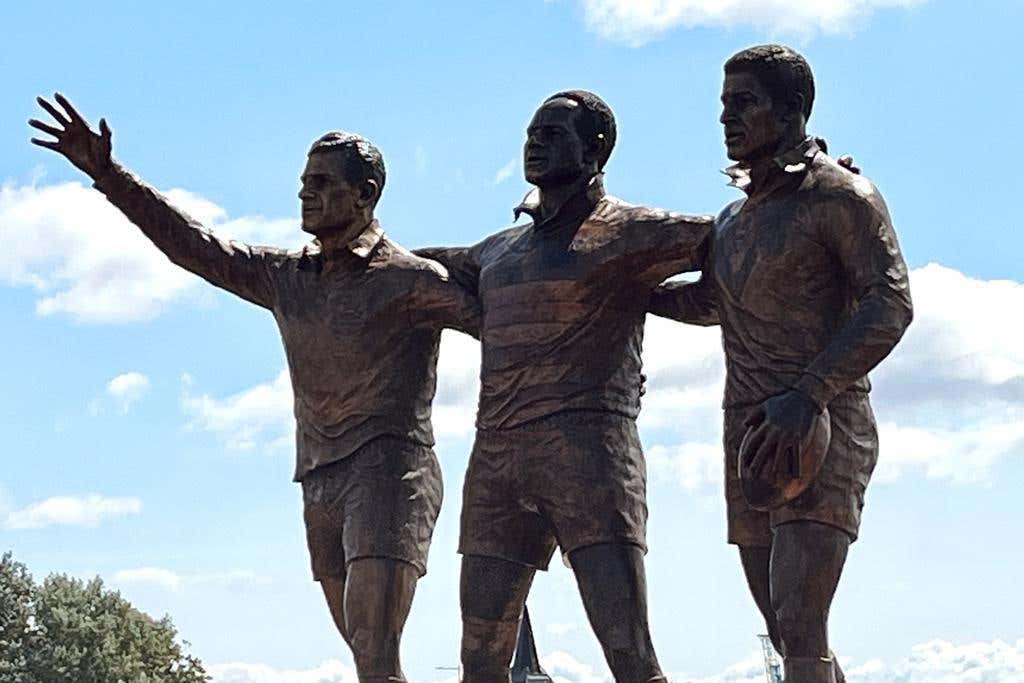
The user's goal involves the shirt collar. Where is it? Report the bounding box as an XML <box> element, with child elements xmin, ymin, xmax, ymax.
<box><xmin>722</xmin><ymin>137</ymin><xmax>820</xmax><ymax>194</ymax></box>
<box><xmin>347</xmin><ymin>219</ymin><xmax>384</xmax><ymax>258</ymax></box>
<box><xmin>307</xmin><ymin>220</ymin><xmax>385</xmax><ymax>271</ymax></box>
<box><xmin>513</xmin><ymin>173</ymin><xmax>606</xmax><ymax>227</ymax></box>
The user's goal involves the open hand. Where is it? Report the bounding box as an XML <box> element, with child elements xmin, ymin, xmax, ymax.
<box><xmin>29</xmin><ymin>93</ymin><xmax>113</xmax><ymax>179</ymax></box>
<box><xmin>741</xmin><ymin>390</ymin><xmax>823</xmax><ymax>480</ymax></box>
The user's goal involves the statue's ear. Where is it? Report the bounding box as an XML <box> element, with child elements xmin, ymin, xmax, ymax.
<box><xmin>784</xmin><ymin>92</ymin><xmax>806</xmax><ymax>124</ymax></box>
<box><xmin>357</xmin><ymin>178</ymin><xmax>381</xmax><ymax>208</ymax></box>
<box><xmin>585</xmin><ymin>133</ymin><xmax>606</xmax><ymax>167</ymax></box>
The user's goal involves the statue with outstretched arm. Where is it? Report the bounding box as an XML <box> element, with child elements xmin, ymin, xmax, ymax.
<box><xmin>417</xmin><ymin>91</ymin><xmax>712</xmax><ymax>683</ymax></box>
<box><xmin>30</xmin><ymin>94</ymin><xmax>480</xmax><ymax>683</ymax></box>
<box><xmin>649</xmin><ymin>46</ymin><xmax>912</xmax><ymax>683</ymax></box>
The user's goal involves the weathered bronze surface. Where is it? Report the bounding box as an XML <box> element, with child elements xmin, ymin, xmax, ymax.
<box><xmin>420</xmin><ymin>91</ymin><xmax>711</xmax><ymax>683</ymax></box>
<box><xmin>650</xmin><ymin>45</ymin><xmax>912</xmax><ymax>683</ymax></box>
<box><xmin>30</xmin><ymin>44</ymin><xmax>911</xmax><ymax>683</ymax></box>
<box><xmin>30</xmin><ymin>96</ymin><xmax>479</xmax><ymax>683</ymax></box>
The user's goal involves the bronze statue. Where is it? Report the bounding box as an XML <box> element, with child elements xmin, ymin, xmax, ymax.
<box><xmin>650</xmin><ymin>46</ymin><xmax>913</xmax><ymax>683</ymax></box>
<box><xmin>29</xmin><ymin>95</ymin><xmax>480</xmax><ymax>683</ymax></box>
<box><xmin>418</xmin><ymin>91</ymin><xmax>712</xmax><ymax>683</ymax></box>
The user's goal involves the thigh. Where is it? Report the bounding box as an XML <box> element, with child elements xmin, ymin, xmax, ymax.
<box><xmin>533</xmin><ymin>413</ymin><xmax>648</xmax><ymax>555</ymax></box>
<box><xmin>772</xmin><ymin>393</ymin><xmax>879</xmax><ymax>540</ymax></box>
<box><xmin>302</xmin><ymin>464</ymin><xmax>350</xmax><ymax>581</ymax></box>
<box><xmin>724</xmin><ymin>408</ymin><xmax>772</xmax><ymax>547</ymax></box>
<box><xmin>342</xmin><ymin>438</ymin><xmax>443</xmax><ymax>577</ymax></box>
<box><xmin>459</xmin><ymin>429</ymin><xmax>558</xmax><ymax>570</ymax></box>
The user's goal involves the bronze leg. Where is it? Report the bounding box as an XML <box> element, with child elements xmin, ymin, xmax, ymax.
<box><xmin>343</xmin><ymin>557</ymin><xmax>420</xmax><ymax>683</ymax></box>
<box><xmin>569</xmin><ymin>543</ymin><xmax>664</xmax><ymax>683</ymax></box>
<box><xmin>770</xmin><ymin>521</ymin><xmax>850</xmax><ymax>683</ymax></box>
<box><xmin>460</xmin><ymin>555</ymin><xmax>536</xmax><ymax>683</ymax></box>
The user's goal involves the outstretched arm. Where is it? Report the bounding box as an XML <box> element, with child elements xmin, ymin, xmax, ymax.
<box><xmin>412</xmin><ymin>246</ymin><xmax>481</xmax><ymax>298</ymax></box>
<box><xmin>30</xmin><ymin>94</ymin><xmax>278</xmax><ymax>309</ymax></box>
<box><xmin>406</xmin><ymin>265</ymin><xmax>482</xmax><ymax>339</ymax></box>
<box><xmin>649</xmin><ymin>276</ymin><xmax>720</xmax><ymax>326</ymax></box>
<box><xmin>626</xmin><ymin>208</ymin><xmax>714</xmax><ymax>287</ymax></box>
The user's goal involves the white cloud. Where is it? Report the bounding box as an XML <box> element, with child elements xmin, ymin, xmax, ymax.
<box><xmin>105</xmin><ymin>371</ymin><xmax>151</xmax><ymax>412</ymax></box>
<box><xmin>492</xmin><ymin>158</ymin><xmax>518</xmax><ymax>185</ymax></box>
<box><xmin>0</xmin><ymin>180</ymin><xmax>302</xmax><ymax>323</ymax></box>
<box><xmin>182</xmin><ymin>369</ymin><xmax>295</xmax><ymax>452</ymax></box>
<box><xmin>207</xmin><ymin>659</ymin><xmax>358</xmax><ymax>683</ymax></box>
<box><xmin>113</xmin><ymin>567</ymin><xmax>269</xmax><ymax>592</ymax></box>
<box><xmin>180</xmin><ymin>330</ymin><xmax>480</xmax><ymax>452</ymax></box>
<box><xmin>204</xmin><ymin>638</ymin><xmax>1024</xmax><ymax>683</ymax></box>
<box><xmin>544</xmin><ymin>651</ymin><xmax>610</xmax><ymax>683</ymax></box>
<box><xmin>113</xmin><ymin>567</ymin><xmax>182</xmax><ymax>591</ymax></box>
<box><xmin>580</xmin><ymin>0</ymin><xmax>928</xmax><ymax>47</ymax></box>
<box><xmin>844</xmin><ymin>638</ymin><xmax>1024</xmax><ymax>682</ymax></box>
<box><xmin>545</xmin><ymin>641</ymin><xmax>1024</xmax><ymax>683</ymax></box>
<box><xmin>432</xmin><ymin>330</ymin><xmax>481</xmax><ymax>438</ymax></box>
<box><xmin>4</xmin><ymin>494</ymin><xmax>141</xmax><ymax>529</ymax></box>
<box><xmin>546</xmin><ymin>622</ymin><xmax>581</xmax><ymax>636</ymax></box>
<box><xmin>640</xmin><ymin>264</ymin><xmax>1024</xmax><ymax>489</ymax></box>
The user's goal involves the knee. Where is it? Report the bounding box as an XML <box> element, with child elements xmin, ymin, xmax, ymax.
<box><xmin>772</xmin><ymin>592</ymin><xmax>823</xmax><ymax>630</ymax></box>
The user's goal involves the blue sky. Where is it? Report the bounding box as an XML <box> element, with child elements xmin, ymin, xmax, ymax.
<box><xmin>2</xmin><ymin>1</ymin><xmax>1023</xmax><ymax>681</ymax></box>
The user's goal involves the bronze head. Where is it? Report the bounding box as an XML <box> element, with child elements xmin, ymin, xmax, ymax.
<box><xmin>299</xmin><ymin>132</ymin><xmax>385</xmax><ymax>241</ymax></box>
<box><xmin>523</xmin><ymin>90</ymin><xmax>616</xmax><ymax>189</ymax></box>
<box><xmin>720</xmin><ymin>44</ymin><xmax>814</xmax><ymax>163</ymax></box>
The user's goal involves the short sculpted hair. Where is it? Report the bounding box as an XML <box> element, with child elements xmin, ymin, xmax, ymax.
<box><xmin>725</xmin><ymin>44</ymin><xmax>815</xmax><ymax>120</ymax></box>
<box><xmin>544</xmin><ymin>89</ymin><xmax>617</xmax><ymax>170</ymax></box>
<box><xmin>309</xmin><ymin>132</ymin><xmax>386</xmax><ymax>199</ymax></box>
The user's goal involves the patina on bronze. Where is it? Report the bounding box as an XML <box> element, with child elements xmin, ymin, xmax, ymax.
<box><xmin>419</xmin><ymin>91</ymin><xmax>712</xmax><ymax>683</ymax></box>
<box><xmin>30</xmin><ymin>95</ymin><xmax>480</xmax><ymax>683</ymax></box>
<box><xmin>650</xmin><ymin>46</ymin><xmax>913</xmax><ymax>683</ymax></box>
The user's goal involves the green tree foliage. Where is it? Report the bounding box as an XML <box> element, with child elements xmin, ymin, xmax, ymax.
<box><xmin>0</xmin><ymin>552</ymin><xmax>207</xmax><ymax>683</ymax></box>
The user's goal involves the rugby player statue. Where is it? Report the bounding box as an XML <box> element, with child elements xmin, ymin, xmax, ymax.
<box><xmin>651</xmin><ymin>45</ymin><xmax>913</xmax><ymax>683</ymax></box>
<box><xmin>30</xmin><ymin>94</ymin><xmax>479</xmax><ymax>683</ymax></box>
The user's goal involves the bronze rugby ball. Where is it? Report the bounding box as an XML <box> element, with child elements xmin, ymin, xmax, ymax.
<box><xmin>739</xmin><ymin>407</ymin><xmax>831</xmax><ymax>511</ymax></box>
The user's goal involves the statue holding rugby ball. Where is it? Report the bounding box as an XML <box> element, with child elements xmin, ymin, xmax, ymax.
<box><xmin>651</xmin><ymin>45</ymin><xmax>913</xmax><ymax>683</ymax></box>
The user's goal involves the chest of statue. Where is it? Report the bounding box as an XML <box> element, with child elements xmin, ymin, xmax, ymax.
<box><xmin>712</xmin><ymin>195</ymin><xmax>839</xmax><ymax>311</ymax></box>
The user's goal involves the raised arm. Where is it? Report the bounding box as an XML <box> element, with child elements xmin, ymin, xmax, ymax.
<box><xmin>30</xmin><ymin>94</ymin><xmax>278</xmax><ymax>309</ymax></box>
<box><xmin>793</xmin><ymin>191</ymin><xmax>913</xmax><ymax>408</ymax></box>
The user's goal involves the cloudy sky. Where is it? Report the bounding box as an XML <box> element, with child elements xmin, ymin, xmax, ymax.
<box><xmin>2</xmin><ymin>1</ymin><xmax>1022</xmax><ymax>681</ymax></box>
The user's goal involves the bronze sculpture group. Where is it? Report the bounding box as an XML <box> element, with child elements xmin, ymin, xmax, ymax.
<box><xmin>30</xmin><ymin>44</ymin><xmax>911</xmax><ymax>683</ymax></box>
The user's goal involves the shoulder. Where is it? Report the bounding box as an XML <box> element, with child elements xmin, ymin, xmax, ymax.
<box><xmin>715</xmin><ymin>198</ymin><xmax>745</xmax><ymax>225</ymax></box>
<box><xmin>375</xmin><ymin>237</ymin><xmax>452</xmax><ymax>281</ymax></box>
<box><xmin>803</xmin><ymin>153</ymin><xmax>890</xmax><ymax>221</ymax></box>
<box><xmin>476</xmin><ymin>221</ymin><xmax>532</xmax><ymax>254</ymax></box>
<box><xmin>246</xmin><ymin>243</ymin><xmax>306</xmax><ymax>269</ymax></box>
<box><xmin>598</xmin><ymin>195</ymin><xmax>715</xmax><ymax>228</ymax></box>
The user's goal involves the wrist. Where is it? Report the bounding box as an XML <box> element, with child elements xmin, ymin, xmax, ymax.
<box><xmin>792</xmin><ymin>374</ymin><xmax>831</xmax><ymax>411</ymax></box>
<box><xmin>89</xmin><ymin>159</ymin><xmax>122</xmax><ymax>192</ymax></box>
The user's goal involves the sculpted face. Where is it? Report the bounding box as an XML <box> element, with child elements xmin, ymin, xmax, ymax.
<box><xmin>523</xmin><ymin>98</ymin><xmax>590</xmax><ymax>187</ymax></box>
<box><xmin>720</xmin><ymin>70</ymin><xmax>789</xmax><ymax>163</ymax></box>
<box><xmin>298</xmin><ymin>152</ymin><xmax>362</xmax><ymax>240</ymax></box>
